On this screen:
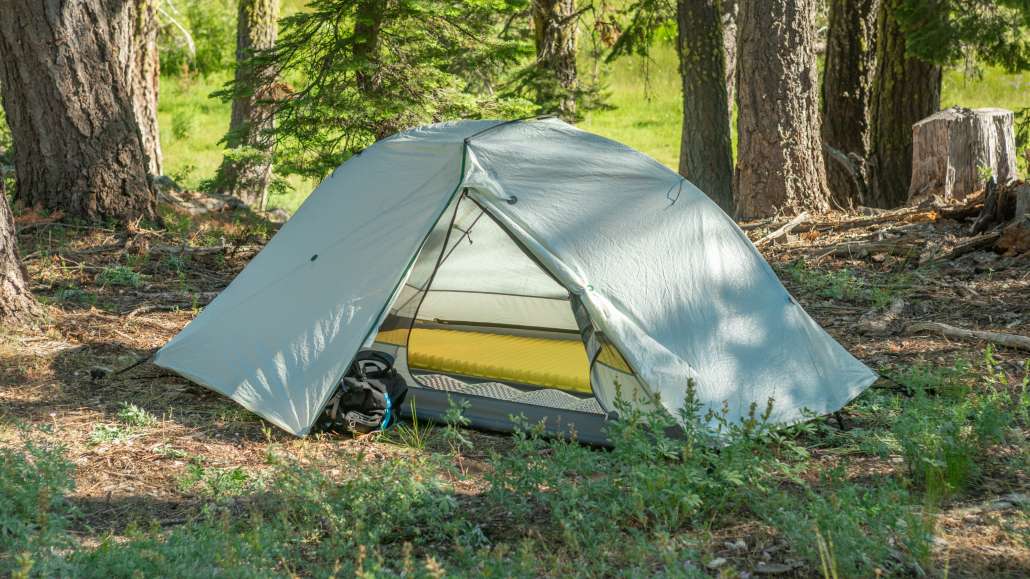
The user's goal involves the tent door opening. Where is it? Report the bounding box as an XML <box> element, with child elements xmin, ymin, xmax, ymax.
<box><xmin>369</xmin><ymin>192</ymin><xmax>613</xmax><ymax>442</ymax></box>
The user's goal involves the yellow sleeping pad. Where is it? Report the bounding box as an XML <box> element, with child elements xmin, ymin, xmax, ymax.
<box><xmin>375</xmin><ymin>327</ymin><xmax>592</xmax><ymax>394</ymax></box>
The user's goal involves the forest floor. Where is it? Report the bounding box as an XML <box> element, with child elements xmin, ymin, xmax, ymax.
<box><xmin>1</xmin><ymin>190</ymin><xmax>1028</xmax><ymax>577</ymax></box>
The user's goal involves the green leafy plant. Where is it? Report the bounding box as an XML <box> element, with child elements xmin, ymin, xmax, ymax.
<box><xmin>171</xmin><ymin>109</ymin><xmax>196</xmax><ymax>141</ymax></box>
<box><xmin>891</xmin><ymin>350</ymin><xmax>1023</xmax><ymax>501</ymax></box>
<box><xmin>157</xmin><ymin>0</ymin><xmax>238</xmax><ymax>76</ymax></box>
<box><xmin>441</xmin><ymin>396</ymin><xmax>472</xmax><ymax>455</ymax></box>
<box><xmin>116</xmin><ymin>403</ymin><xmax>158</xmax><ymax>428</ymax></box>
<box><xmin>760</xmin><ymin>469</ymin><xmax>934</xmax><ymax>576</ymax></box>
<box><xmin>87</xmin><ymin>424</ymin><xmax>129</xmax><ymax>446</ymax></box>
<box><xmin>0</xmin><ymin>428</ymin><xmax>75</xmax><ymax>577</ymax></box>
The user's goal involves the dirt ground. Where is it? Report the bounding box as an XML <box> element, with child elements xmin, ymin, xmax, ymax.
<box><xmin>1</xmin><ymin>190</ymin><xmax>1028</xmax><ymax>576</ymax></box>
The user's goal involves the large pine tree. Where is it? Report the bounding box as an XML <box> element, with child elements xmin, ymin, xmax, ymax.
<box><xmin>0</xmin><ymin>0</ymin><xmax>156</xmax><ymax>222</ymax></box>
<box><xmin>821</xmin><ymin>0</ymin><xmax>880</xmax><ymax>206</ymax></box>
<box><xmin>735</xmin><ymin>0</ymin><xmax>829</xmax><ymax>218</ymax></box>
<box><xmin>0</xmin><ymin>192</ymin><xmax>37</xmax><ymax>324</ymax></box>
<box><xmin>676</xmin><ymin>0</ymin><xmax>733</xmax><ymax>213</ymax></box>
<box><xmin>868</xmin><ymin>0</ymin><xmax>941</xmax><ymax>208</ymax></box>
<box><xmin>532</xmin><ymin>0</ymin><xmax>579</xmax><ymax>120</ymax></box>
<box><xmin>116</xmin><ymin>0</ymin><xmax>163</xmax><ymax>177</ymax></box>
<box><xmin>216</xmin><ymin>0</ymin><xmax>279</xmax><ymax>208</ymax></box>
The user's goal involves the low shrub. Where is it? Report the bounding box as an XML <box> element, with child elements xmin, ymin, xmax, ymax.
<box><xmin>0</xmin><ymin>429</ymin><xmax>75</xmax><ymax>577</ymax></box>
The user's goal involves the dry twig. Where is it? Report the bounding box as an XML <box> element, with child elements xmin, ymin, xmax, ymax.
<box><xmin>905</xmin><ymin>321</ymin><xmax>1030</xmax><ymax>352</ymax></box>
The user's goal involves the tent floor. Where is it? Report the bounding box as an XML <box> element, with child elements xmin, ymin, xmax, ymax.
<box><xmin>413</xmin><ymin>373</ymin><xmax>604</xmax><ymax>415</ymax></box>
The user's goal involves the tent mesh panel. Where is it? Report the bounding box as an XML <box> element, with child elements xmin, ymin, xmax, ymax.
<box><xmin>415</xmin><ymin>373</ymin><xmax>604</xmax><ymax>415</ymax></box>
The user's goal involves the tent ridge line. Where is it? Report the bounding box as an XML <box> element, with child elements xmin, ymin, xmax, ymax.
<box><xmin>462</xmin><ymin>115</ymin><xmax>557</xmax><ymax>145</ymax></box>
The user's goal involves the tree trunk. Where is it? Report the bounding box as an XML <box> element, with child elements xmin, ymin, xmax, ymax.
<box><xmin>532</xmin><ymin>0</ymin><xmax>579</xmax><ymax>120</ymax></box>
<box><xmin>216</xmin><ymin>0</ymin><xmax>279</xmax><ymax>209</ymax></box>
<box><xmin>676</xmin><ymin>0</ymin><xmax>734</xmax><ymax>214</ymax></box>
<box><xmin>821</xmin><ymin>0</ymin><xmax>879</xmax><ymax>207</ymax></box>
<box><xmin>114</xmin><ymin>0</ymin><xmax>162</xmax><ymax>177</ymax></box>
<box><xmin>909</xmin><ymin>107</ymin><xmax>1018</xmax><ymax>203</ymax></box>
<box><xmin>0</xmin><ymin>192</ymin><xmax>38</xmax><ymax>324</ymax></box>
<box><xmin>721</xmin><ymin>0</ymin><xmax>738</xmax><ymax>119</ymax></box>
<box><xmin>0</xmin><ymin>0</ymin><xmax>156</xmax><ymax>222</ymax></box>
<box><xmin>353</xmin><ymin>0</ymin><xmax>384</xmax><ymax>96</ymax></box>
<box><xmin>868</xmin><ymin>0</ymin><xmax>942</xmax><ymax>208</ymax></box>
<box><xmin>734</xmin><ymin>0</ymin><xmax>830</xmax><ymax>219</ymax></box>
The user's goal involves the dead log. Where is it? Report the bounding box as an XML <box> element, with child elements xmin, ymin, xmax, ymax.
<box><xmin>149</xmin><ymin>243</ymin><xmax>229</xmax><ymax>255</ymax></box>
<box><xmin>997</xmin><ymin>214</ymin><xmax>1030</xmax><ymax>256</ymax></box>
<box><xmin>822</xmin><ymin>143</ymin><xmax>869</xmax><ymax>206</ymax></box>
<box><xmin>908</xmin><ymin>107</ymin><xmax>1018</xmax><ymax>204</ymax></box>
<box><xmin>858</xmin><ymin>297</ymin><xmax>907</xmax><ymax>336</ymax></box>
<box><xmin>755</xmin><ymin>211</ymin><xmax>808</xmax><ymax>247</ymax></box>
<box><xmin>905</xmin><ymin>321</ymin><xmax>1030</xmax><ymax>352</ymax></box>
<box><xmin>814</xmin><ymin>240</ymin><xmax>920</xmax><ymax>260</ymax></box>
<box><xmin>973</xmin><ymin>180</ymin><xmax>1029</xmax><ymax>234</ymax></box>
<box><xmin>921</xmin><ymin>231</ymin><xmax>1002</xmax><ymax>264</ymax></box>
<box><xmin>1014</xmin><ymin>182</ymin><xmax>1030</xmax><ymax>222</ymax></box>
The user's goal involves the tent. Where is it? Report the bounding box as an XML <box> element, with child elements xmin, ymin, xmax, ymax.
<box><xmin>154</xmin><ymin>118</ymin><xmax>877</xmax><ymax>444</ymax></box>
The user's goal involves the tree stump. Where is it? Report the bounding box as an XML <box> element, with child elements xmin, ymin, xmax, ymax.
<box><xmin>908</xmin><ymin>107</ymin><xmax>1017</xmax><ymax>203</ymax></box>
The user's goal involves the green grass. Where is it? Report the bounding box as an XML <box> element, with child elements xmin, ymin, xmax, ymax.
<box><xmin>578</xmin><ymin>46</ymin><xmax>684</xmax><ymax>171</ymax></box>
<box><xmin>157</xmin><ymin>73</ymin><xmax>314</xmax><ymax>213</ymax></box>
<box><xmin>158</xmin><ymin>73</ymin><xmax>232</xmax><ymax>190</ymax></box>
<box><xmin>941</xmin><ymin>65</ymin><xmax>1030</xmax><ymax>113</ymax></box>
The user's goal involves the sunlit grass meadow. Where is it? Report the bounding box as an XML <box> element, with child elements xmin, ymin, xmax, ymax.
<box><xmin>158</xmin><ymin>40</ymin><xmax>1029</xmax><ymax>215</ymax></box>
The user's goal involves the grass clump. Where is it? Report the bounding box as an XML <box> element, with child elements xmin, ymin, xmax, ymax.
<box><xmin>782</xmin><ymin>260</ymin><xmax>912</xmax><ymax>308</ymax></box>
<box><xmin>95</xmin><ymin>266</ymin><xmax>142</xmax><ymax>288</ymax></box>
<box><xmin>177</xmin><ymin>462</ymin><xmax>252</xmax><ymax>498</ymax></box>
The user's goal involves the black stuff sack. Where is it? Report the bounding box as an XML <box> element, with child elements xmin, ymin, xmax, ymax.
<box><xmin>317</xmin><ymin>350</ymin><xmax>408</xmax><ymax>434</ymax></box>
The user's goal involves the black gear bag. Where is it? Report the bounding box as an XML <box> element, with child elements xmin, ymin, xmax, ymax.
<box><xmin>317</xmin><ymin>350</ymin><xmax>408</xmax><ymax>434</ymax></box>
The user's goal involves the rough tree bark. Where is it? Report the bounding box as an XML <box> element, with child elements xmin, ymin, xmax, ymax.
<box><xmin>676</xmin><ymin>0</ymin><xmax>734</xmax><ymax>213</ymax></box>
<box><xmin>908</xmin><ymin>107</ymin><xmax>1018</xmax><ymax>203</ymax></box>
<box><xmin>821</xmin><ymin>0</ymin><xmax>880</xmax><ymax>207</ymax></box>
<box><xmin>868</xmin><ymin>0</ymin><xmax>942</xmax><ymax>208</ymax></box>
<box><xmin>216</xmin><ymin>0</ymin><xmax>279</xmax><ymax>209</ymax></box>
<box><xmin>0</xmin><ymin>192</ymin><xmax>38</xmax><ymax>324</ymax></box>
<box><xmin>0</xmin><ymin>0</ymin><xmax>156</xmax><ymax>222</ymax></box>
<box><xmin>532</xmin><ymin>0</ymin><xmax>579</xmax><ymax>120</ymax></box>
<box><xmin>114</xmin><ymin>0</ymin><xmax>162</xmax><ymax>177</ymax></box>
<box><xmin>734</xmin><ymin>0</ymin><xmax>830</xmax><ymax>219</ymax></box>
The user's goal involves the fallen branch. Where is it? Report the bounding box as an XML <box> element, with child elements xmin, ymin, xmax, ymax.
<box><xmin>21</xmin><ymin>242</ymin><xmax>125</xmax><ymax>261</ymax></box>
<box><xmin>813</xmin><ymin>240</ymin><xmax>920</xmax><ymax>260</ymax></box>
<box><xmin>905</xmin><ymin>321</ymin><xmax>1030</xmax><ymax>352</ymax></box>
<box><xmin>921</xmin><ymin>231</ymin><xmax>1002</xmax><ymax>264</ymax></box>
<box><xmin>822</xmin><ymin>142</ymin><xmax>869</xmax><ymax>203</ymax></box>
<box><xmin>755</xmin><ymin>211</ymin><xmax>808</xmax><ymax>247</ymax></box>
<box><xmin>149</xmin><ymin>243</ymin><xmax>230</xmax><ymax>255</ymax></box>
<box><xmin>739</xmin><ymin>216</ymin><xmax>778</xmax><ymax>231</ymax></box>
<box><xmin>126</xmin><ymin>291</ymin><xmax>218</xmax><ymax>318</ymax></box>
<box><xmin>148</xmin><ymin>243</ymin><xmax>262</xmax><ymax>256</ymax></box>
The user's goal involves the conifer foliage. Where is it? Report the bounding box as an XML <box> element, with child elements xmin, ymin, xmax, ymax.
<box><xmin>222</xmin><ymin>0</ymin><xmax>535</xmax><ymax>180</ymax></box>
